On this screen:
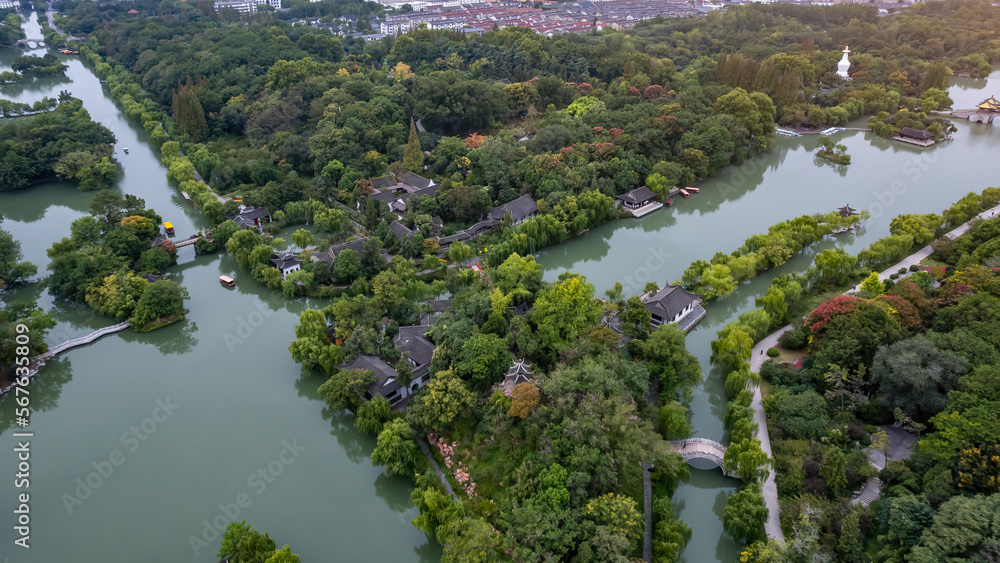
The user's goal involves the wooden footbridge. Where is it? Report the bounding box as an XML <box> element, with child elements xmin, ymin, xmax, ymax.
<box><xmin>671</xmin><ymin>438</ymin><xmax>738</xmax><ymax>478</ymax></box>
<box><xmin>1</xmin><ymin>322</ymin><xmax>131</xmax><ymax>395</ymax></box>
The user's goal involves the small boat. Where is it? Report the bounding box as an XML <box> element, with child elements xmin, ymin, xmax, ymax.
<box><xmin>686</xmin><ymin>187</ymin><xmax>700</xmax><ymax>194</ymax></box>
<box><xmin>123</xmin><ymin>148</ymin><xmax>128</xmax><ymax>154</ymax></box>
<box><xmin>164</xmin><ymin>222</ymin><xmax>174</xmax><ymax>235</ymax></box>
<box><xmin>219</xmin><ymin>275</ymin><xmax>235</xmax><ymax>287</ymax></box>
<box><xmin>665</xmin><ymin>198</ymin><xmax>674</xmax><ymax>207</ymax></box>
<box><xmin>679</xmin><ymin>189</ymin><xmax>690</xmax><ymax>198</ymax></box>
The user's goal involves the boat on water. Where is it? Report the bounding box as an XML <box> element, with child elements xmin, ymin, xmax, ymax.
<box><xmin>164</xmin><ymin>222</ymin><xmax>174</xmax><ymax>235</ymax></box>
<box><xmin>686</xmin><ymin>186</ymin><xmax>700</xmax><ymax>194</ymax></box>
<box><xmin>123</xmin><ymin>148</ymin><xmax>129</xmax><ymax>154</ymax></box>
<box><xmin>219</xmin><ymin>275</ymin><xmax>235</xmax><ymax>288</ymax></box>
<box><xmin>665</xmin><ymin>198</ymin><xmax>674</xmax><ymax>207</ymax></box>
<box><xmin>679</xmin><ymin>189</ymin><xmax>690</xmax><ymax>198</ymax></box>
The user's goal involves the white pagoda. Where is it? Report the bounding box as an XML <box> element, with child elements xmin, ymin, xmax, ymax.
<box><xmin>837</xmin><ymin>46</ymin><xmax>851</xmax><ymax>79</ymax></box>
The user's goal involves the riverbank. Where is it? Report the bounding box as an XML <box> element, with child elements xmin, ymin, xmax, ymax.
<box><xmin>1</xmin><ymin>15</ymin><xmax>441</xmax><ymax>562</ymax></box>
<box><xmin>850</xmin><ymin>202</ymin><xmax>1000</xmax><ymax>292</ymax></box>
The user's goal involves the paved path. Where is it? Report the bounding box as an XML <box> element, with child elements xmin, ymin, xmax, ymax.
<box><xmin>853</xmin><ymin>425</ymin><xmax>917</xmax><ymax>506</ymax></box>
<box><xmin>852</xmin><ymin>204</ymin><xmax>1000</xmax><ymax>292</ymax></box>
<box><xmin>642</xmin><ymin>462</ymin><xmax>652</xmax><ymax>562</ymax></box>
<box><xmin>415</xmin><ymin>437</ymin><xmax>459</xmax><ymax>501</ymax></box>
<box><xmin>748</xmin><ymin>325</ymin><xmax>793</xmax><ymax>546</ymax></box>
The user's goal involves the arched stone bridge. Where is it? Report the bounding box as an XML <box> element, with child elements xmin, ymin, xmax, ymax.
<box><xmin>15</xmin><ymin>39</ymin><xmax>46</xmax><ymax>48</ymax></box>
<box><xmin>671</xmin><ymin>438</ymin><xmax>738</xmax><ymax>479</ymax></box>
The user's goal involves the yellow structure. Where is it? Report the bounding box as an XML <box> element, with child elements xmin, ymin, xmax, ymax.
<box><xmin>977</xmin><ymin>96</ymin><xmax>1000</xmax><ymax>112</ymax></box>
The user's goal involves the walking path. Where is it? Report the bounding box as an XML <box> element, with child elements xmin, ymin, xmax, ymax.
<box><xmin>415</xmin><ymin>437</ymin><xmax>459</xmax><ymax>501</ymax></box>
<box><xmin>748</xmin><ymin>325</ymin><xmax>794</xmax><ymax>546</ymax></box>
<box><xmin>1</xmin><ymin>321</ymin><xmax>131</xmax><ymax>395</ymax></box>
<box><xmin>642</xmin><ymin>462</ymin><xmax>652</xmax><ymax>562</ymax></box>
<box><xmin>852</xmin><ymin>204</ymin><xmax>1000</xmax><ymax>292</ymax></box>
<box><xmin>851</xmin><ymin>425</ymin><xmax>917</xmax><ymax>507</ymax></box>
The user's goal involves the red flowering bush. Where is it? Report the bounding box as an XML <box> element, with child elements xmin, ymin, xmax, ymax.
<box><xmin>577</xmin><ymin>82</ymin><xmax>593</xmax><ymax>93</ymax></box>
<box><xmin>805</xmin><ymin>295</ymin><xmax>863</xmax><ymax>335</ymax></box>
<box><xmin>628</xmin><ymin>86</ymin><xmax>641</xmax><ymax>97</ymax></box>
<box><xmin>609</xmin><ymin>128</ymin><xmax>624</xmax><ymax>137</ymax></box>
<box><xmin>643</xmin><ymin>85</ymin><xmax>666</xmax><ymax>100</ymax></box>
<box><xmin>876</xmin><ymin>294</ymin><xmax>922</xmax><ymax>332</ymax></box>
<box><xmin>590</xmin><ymin>142</ymin><xmax>616</xmax><ymax>159</ymax></box>
<box><xmin>592</xmin><ymin>126</ymin><xmax>604</xmax><ymax>133</ymax></box>
<box><xmin>935</xmin><ymin>281</ymin><xmax>975</xmax><ymax>308</ymax></box>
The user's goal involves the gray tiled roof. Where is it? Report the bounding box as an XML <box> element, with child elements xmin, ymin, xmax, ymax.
<box><xmin>394</xmin><ymin>326</ymin><xmax>435</xmax><ymax>367</ymax></box>
<box><xmin>490</xmin><ymin>194</ymin><xmax>538</xmax><ymax>222</ymax></box>
<box><xmin>270</xmin><ymin>252</ymin><xmax>301</xmax><ymax>270</ymax></box>
<box><xmin>371</xmin><ymin>175</ymin><xmax>397</xmax><ymax>190</ymax></box>
<box><xmin>370</xmin><ymin>189</ymin><xmax>398</xmax><ymax>203</ymax></box>
<box><xmin>312</xmin><ymin>239</ymin><xmax>366</xmax><ymax>269</ymax></box>
<box><xmin>616</xmin><ymin>186</ymin><xmax>657</xmax><ymax>205</ymax></box>
<box><xmin>642</xmin><ymin>284</ymin><xmax>700</xmax><ymax>321</ymax></box>
<box><xmin>339</xmin><ymin>355</ymin><xmax>400</xmax><ymax>399</ymax></box>
<box><xmin>399</xmin><ymin>172</ymin><xmax>435</xmax><ymax>190</ymax></box>
<box><xmin>390</xmin><ymin>220</ymin><xmax>414</xmax><ymax>241</ymax></box>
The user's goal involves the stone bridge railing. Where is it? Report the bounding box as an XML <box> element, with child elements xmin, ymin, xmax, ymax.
<box><xmin>671</xmin><ymin>438</ymin><xmax>738</xmax><ymax>479</ymax></box>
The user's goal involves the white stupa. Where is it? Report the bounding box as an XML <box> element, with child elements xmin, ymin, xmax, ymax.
<box><xmin>837</xmin><ymin>46</ymin><xmax>851</xmax><ymax>80</ymax></box>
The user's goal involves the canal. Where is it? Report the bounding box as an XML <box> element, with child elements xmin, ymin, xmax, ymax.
<box><xmin>3</xmin><ymin>10</ymin><xmax>1000</xmax><ymax>560</ymax></box>
<box><xmin>535</xmin><ymin>70</ymin><xmax>1000</xmax><ymax>560</ymax></box>
<box><xmin>1</xmin><ymin>12</ymin><xmax>440</xmax><ymax>563</ymax></box>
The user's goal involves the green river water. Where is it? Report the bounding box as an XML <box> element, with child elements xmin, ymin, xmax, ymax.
<box><xmin>2</xmin><ymin>12</ymin><xmax>999</xmax><ymax>561</ymax></box>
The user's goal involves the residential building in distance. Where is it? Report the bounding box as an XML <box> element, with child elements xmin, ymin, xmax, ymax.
<box><xmin>367</xmin><ymin>0</ymin><xmax>702</xmax><ymax>38</ymax></box>
<box><xmin>213</xmin><ymin>0</ymin><xmax>280</xmax><ymax>15</ymax></box>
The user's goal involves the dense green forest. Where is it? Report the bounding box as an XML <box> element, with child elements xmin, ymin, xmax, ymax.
<box><xmin>291</xmin><ymin>252</ymin><xmax>697</xmax><ymax>562</ymax></box>
<box><xmin>0</xmin><ymin>219</ymin><xmax>55</xmax><ymax>382</ymax></box>
<box><xmin>59</xmin><ymin>0</ymin><xmax>1000</xmax><ymax>303</ymax></box>
<box><xmin>31</xmin><ymin>0</ymin><xmax>1000</xmax><ymax>559</ymax></box>
<box><xmin>704</xmin><ymin>188</ymin><xmax>1000</xmax><ymax>562</ymax></box>
<box><xmin>0</xmin><ymin>97</ymin><xmax>120</xmax><ymax>191</ymax></box>
<box><xmin>0</xmin><ymin>12</ymin><xmax>25</xmax><ymax>46</ymax></box>
<box><xmin>44</xmin><ymin>192</ymin><xmax>189</xmax><ymax>331</ymax></box>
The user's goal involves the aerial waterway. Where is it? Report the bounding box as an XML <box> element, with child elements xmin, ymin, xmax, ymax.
<box><xmin>4</xmin><ymin>9</ymin><xmax>1000</xmax><ymax>560</ymax></box>
<box><xmin>535</xmin><ymin>69</ymin><xmax>1000</xmax><ymax>560</ymax></box>
<box><xmin>0</xmin><ymin>12</ymin><xmax>439</xmax><ymax>563</ymax></box>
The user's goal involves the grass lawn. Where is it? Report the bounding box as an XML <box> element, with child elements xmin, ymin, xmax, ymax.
<box><xmin>919</xmin><ymin>256</ymin><xmax>949</xmax><ymax>268</ymax></box>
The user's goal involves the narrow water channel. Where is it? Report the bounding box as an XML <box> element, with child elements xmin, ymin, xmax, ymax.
<box><xmin>1</xmin><ymin>12</ymin><xmax>440</xmax><ymax>563</ymax></box>
<box><xmin>536</xmin><ymin>69</ymin><xmax>1000</xmax><ymax>561</ymax></box>
<box><xmin>3</xmin><ymin>10</ymin><xmax>1000</xmax><ymax>560</ymax></box>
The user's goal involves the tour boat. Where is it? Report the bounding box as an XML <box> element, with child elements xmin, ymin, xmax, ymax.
<box><xmin>686</xmin><ymin>187</ymin><xmax>700</xmax><ymax>194</ymax></box>
<box><xmin>219</xmin><ymin>275</ymin><xmax>235</xmax><ymax>287</ymax></box>
<box><xmin>679</xmin><ymin>189</ymin><xmax>690</xmax><ymax>198</ymax></box>
<box><xmin>123</xmin><ymin>148</ymin><xmax>128</xmax><ymax>154</ymax></box>
<box><xmin>666</xmin><ymin>198</ymin><xmax>674</xmax><ymax>207</ymax></box>
<box><xmin>164</xmin><ymin>222</ymin><xmax>174</xmax><ymax>235</ymax></box>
